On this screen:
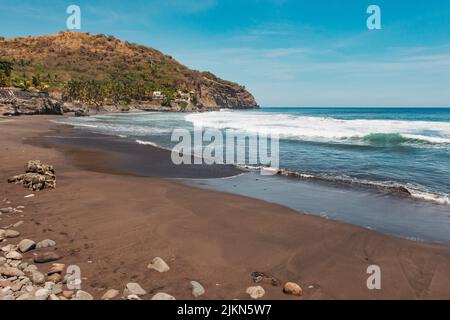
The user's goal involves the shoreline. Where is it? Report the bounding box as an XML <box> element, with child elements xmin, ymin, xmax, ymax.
<box><xmin>2</xmin><ymin>115</ymin><xmax>450</xmax><ymax>299</ymax></box>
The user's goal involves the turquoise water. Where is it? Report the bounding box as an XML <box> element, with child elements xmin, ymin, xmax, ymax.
<box><xmin>57</xmin><ymin>107</ymin><xmax>450</xmax><ymax>205</ymax></box>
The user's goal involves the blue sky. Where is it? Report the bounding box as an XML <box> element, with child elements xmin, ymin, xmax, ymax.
<box><xmin>1</xmin><ymin>0</ymin><xmax>449</xmax><ymax>106</ymax></box>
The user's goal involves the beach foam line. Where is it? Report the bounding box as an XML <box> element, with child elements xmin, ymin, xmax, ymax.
<box><xmin>242</xmin><ymin>165</ymin><xmax>450</xmax><ymax>206</ymax></box>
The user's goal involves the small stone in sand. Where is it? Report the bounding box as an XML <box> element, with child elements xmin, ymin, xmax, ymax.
<box><xmin>127</xmin><ymin>295</ymin><xmax>142</xmax><ymax>300</ymax></box>
<box><xmin>47</xmin><ymin>273</ymin><xmax>62</xmax><ymax>283</ymax></box>
<box><xmin>190</xmin><ymin>281</ymin><xmax>205</xmax><ymax>298</ymax></box>
<box><xmin>283</xmin><ymin>282</ymin><xmax>303</xmax><ymax>296</ymax></box>
<box><xmin>31</xmin><ymin>271</ymin><xmax>46</xmax><ymax>285</ymax></box>
<box><xmin>47</xmin><ymin>263</ymin><xmax>65</xmax><ymax>275</ymax></box>
<box><xmin>123</xmin><ymin>283</ymin><xmax>147</xmax><ymax>297</ymax></box>
<box><xmin>34</xmin><ymin>252</ymin><xmax>61</xmax><ymax>264</ymax></box>
<box><xmin>13</xmin><ymin>221</ymin><xmax>24</xmax><ymax>228</ymax></box>
<box><xmin>63</xmin><ymin>291</ymin><xmax>74</xmax><ymax>299</ymax></box>
<box><xmin>0</xmin><ymin>207</ymin><xmax>13</xmax><ymax>214</ymax></box>
<box><xmin>18</xmin><ymin>239</ymin><xmax>36</xmax><ymax>253</ymax></box>
<box><xmin>24</xmin><ymin>194</ymin><xmax>35</xmax><ymax>198</ymax></box>
<box><xmin>147</xmin><ymin>257</ymin><xmax>170</xmax><ymax>273</ymax></box>
<box><xmin>151</xmin><ymin>292</ymin><xmax>176</xmax><ymax>300</ymax></box>
<box><xmin>246</xmin><ymin>286</ymin><xmax>265</xmax><ymax>299</ymax></box>
<box><xmin>35</xmin><ymin>288</ymin><xmax>50</xmax><ymax>300</ymax></box>
<box><xmin>4</xmin><ymin>230</ymin><xmax>20</xmax><ymax>238</ymax></box>
<box><xmin>0</xmin><ymin>266</ymin><xmax>25</xmax><ymax>277</ymax></box>
<box><xmin>6</xmin><ymin>251</ymin><xmax>23</xmax><ymax>260</ymax></box>
<box><xmin>76</xmin><ymin>290</ymin><xmax>94</xmax><ymax>300</ymax></box>
<box><xmin>102</xmin><ymin>289</ymin><xmax>120</xmax><ymax>300</ymax></box>
<box><xmin>36</xmin><ymin>239</ymin><xmax>56</xmax><ymax>249</ymax></box>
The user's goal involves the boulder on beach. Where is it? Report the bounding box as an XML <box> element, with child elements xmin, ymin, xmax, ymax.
<box><xmin>147</xmin><ymin>257</ymin><xmax>170</xmax><ymax>273</ymax></box>
<box><xmin>34</xmin><ymin>252</ymin><xmax>61</xmax><ymax>264</ymax></box>
<box><xmin>8</xmin><ymin>161</ymin><xmax>56</xmax><ymax>191</ymax></box>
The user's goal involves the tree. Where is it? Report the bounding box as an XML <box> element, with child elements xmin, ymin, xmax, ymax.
<box><xmin>0</xmin><ymin>60</ymin><xmax>13</xmax><ymax>87</ymax></box>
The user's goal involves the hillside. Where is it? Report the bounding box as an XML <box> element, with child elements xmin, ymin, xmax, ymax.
<box><xmin>0</xmin><ymin>32</ymin><xmax>258</xmax><ymax>110</ymax></box>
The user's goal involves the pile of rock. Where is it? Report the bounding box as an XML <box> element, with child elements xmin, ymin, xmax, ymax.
<box><xmin>8</xmin><ymin>161</ymin><xmax>56</xmax><ymax>191</ymax></box>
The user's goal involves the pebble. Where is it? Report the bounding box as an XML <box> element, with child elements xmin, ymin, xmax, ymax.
<box><xmin>190</xmin><ymin>281</ymin><xmax>205</xmax><ymax>298</ymax></box>
<box><xmin>24</xmin><ymin>194</ymin><xmax>35</xmax><ymax>198</ymax></box>
<box><xmin>1</xmin><ymin>244</ymin><xmax>16</xmax><ymax>253</ymax></box>
<box><xmin>35</xmin><ymin>288</ymin><xmax>50</xmax><ymax>300</ymax></box>
<box><xmin>0</xmin><ymin>267</ymin><xmax>25</xmax><ymax>277</ymax></box>
<box><xmin>13</xmin><ymin>221</ymin><xmax>24</xmax><ymax>228</ymax></box>
<box><xmin>47</xmin><ymin>263</ymin><xmax>65</xmax><ymax>275</ymax></box>
<box><xmin>151</xmin><ymin>292</ymin><xmax>176</xmax><ymax>300</ymax></box>
<box><xmin>6</xmin><ymin>251</ymin><xmax>23</xmax><ymax>260</ymax></box>
<box><xmin>16</xmin><ymin>293</ymin><xmax>33</xmax><ymax>300</ymax></box>
<box><xmin>127</xmin><ymin>294</ymin><xmax>142</xmax><ymax>300</ymax></box>
<box><xmin>0</xmin><ymin>207</ymin><xmax>13</xmax><ymax>214</ymax></box>
<box><xmin>36</xmin><ymin>239</ymin><xmax>56</xmax><ymax>249</ymax></box>
<box><xmin>4</xmin><ymin>230</ymin><xmax>20</xmax><ymax>238</ymax></box>
<box><xmin>49</xmin><ymin>294</ymin><xmax>59</xmax><ymax>301</ymax></box>
<box><xmin>147</xmin><ymin>257</ymin><xmax>170</xmax><ymax>273</ymax></box>
<box><xmin>63</xmin><ymin>290</ymin><xmax>74</xmax><ymax>299</ymax></box>
<box><xmin>24</xmin><ymin>264</ymin><xmax>38</xmax><ymax>273</ymax></box>
<box><xmin>31</xmin><ymin>271</ymin><xmax>46</xmax><ymax>285</ymax></box>
<box><xmin>47</xmin><ymin>273</ymin><xmax>62</xmax><ymax>283</ymax></box>
<box><xmin>0</xmin><ymin>257</ymin><xmax>6</xmax><ymax>266</ymax></box>
<box><xmin>283</xmin><ymin>282</ymin><xmax>303</xmax><ymax>296</ymax></box>
<box><xmin>246</xmin><ymin>286</ymin><xmax>266</xmax><ymax>299</ymax></box>
<box><xmin>123</xmin><ymin>283</ymin><xmax>147</xmax><ymax>297</ymax></box>
<box><xmin>18</xmin><ymin>239</ymin><xmax>36</xmax><ymax>253</ymax></box>
<box><xmin>102</xmin><ymin>289</ymin><xmax>120</xmax><ymax>300</ymax></box>
<box><xmin>34</xmin><ymin>252</ymin><xmax>61</xmax><ymax>264</ymax></box>
<box><xmin>76</xmin><ymin>290</ymin><xmax>94</xmax><ymax>300</ymax></box>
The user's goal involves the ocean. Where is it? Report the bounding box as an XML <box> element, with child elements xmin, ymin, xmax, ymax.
<box><xmin>55</xmin><ymin>107</ymin><xmax>450</xmax><ymax>243</ymax></box>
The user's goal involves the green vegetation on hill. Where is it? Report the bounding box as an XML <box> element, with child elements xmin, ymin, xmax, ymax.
<box><xmin>0</xmin><ymin>32</ymin><xmax>258</xmax><ymax>109</ymax></box>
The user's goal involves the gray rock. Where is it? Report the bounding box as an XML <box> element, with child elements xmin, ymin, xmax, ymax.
<box><xmin>0</xmin><ymin>257</ymin><xmax>6</xmax><ymax>266</ymax></box>
<box><xmin>151</xmin><ymin>292</ymin><xmax>176</xmax><ymax>300</ymax></box>
<box><xmin>4</xmin><ymin>230</ymin><xmax>20</xmax><ymax>238</ymax></box>
<box><xmin>34</xmin><ymin>252</ymin><xmax>60</xmax><ymax>264</ymax></box>
<box><xmin>0</xmin><ymin>207</ymin><xmax>13</xmax><ymax>214</ymax></box>
<box><xmin>16</xmin><ymin>292</ymin><xmax>33</xmax><ymax>300</ymax></box>
<box><xmin>31</xmin><ymin>271</ymin><xmax>46</xmax><ymax>285</ymax></box>
<box><xmin>0</xmin><ymin>266</ymin><xmax>25</xmax><ymax>277</ymax></box>
<box><xmin>24</xmin><ymin>264</ymin><xmax>38</xmax><ymax>273</ymax></box>
<box><xmin>102</xmin><ymin>289</ymin><xmax>120</xmax><ymax>300</ymax></box>
<box><xmin>13</xmin><ymin>221</ymin><xmax>24</xmax><ymax>228</ymax></box>
<box><xmin>123</xmin><ymin>283</ymin><xmax>147</xmax><ymax>297</ymax></box>
<box><xmin>18</xmin><ymin>239</ymin><xmax>36</xmax><ymax>253</ymax></box>
<box><xmin>190</xmin><ymin>281</ymin><xmax>205</xmax><ymax>298</ymax></box>
<box><xmin>246</xmin><ymin>286</ymin><xmax>265</xmax><ymax>299</ymax></box>
<box><xmin>35</xmin><ymin>288</ymin><xmax>50</xmax><ymax>300</ymax></box>
<box><xmin>6</xmin><ymin>250</ymin><xmax>23</xmax><ymax>260</ymax></box>
<box><xmin>76</xmin><ymin>290</ymin><xmax>93</xmax><ymax>300</ymax></box>
<box><xmin>1</xmin><ymin>244</ymin><xmax>16</xmax><ymax>253</ymax></box>
<box><xmin>127</xmin><ymin>295</ymin><xmax>142</xmax><ymax>300</ymax></box>
<box><xmin>36</xmin><ymin>239</ymin><xmax>56</xmax><ymax>249</ymax></box>
<box><xmin>147</xmin><ymin>257</ymin><xmax>170</xmax><ymax>273</ymax></box>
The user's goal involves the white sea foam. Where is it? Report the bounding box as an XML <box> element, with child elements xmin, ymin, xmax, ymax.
<box><xmin>135</xmin><ymin>140</ymin><xmax>159</xmax><ymax>147</ymax></box>
<box><xmin>185</xmin><ymin>111</ymin><xmax>450</xmax><ymax>145</ymax></box>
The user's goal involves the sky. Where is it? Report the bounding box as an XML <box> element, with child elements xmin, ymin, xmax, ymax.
<box><xmin>1</xmin><ymin>0</ymin><xmax>450</xmax><ymax>107</ymax></box>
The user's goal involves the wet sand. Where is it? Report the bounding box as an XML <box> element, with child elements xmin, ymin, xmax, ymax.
<box><xmin>1</xmin><ymin>115</ymin><xmax>450</xmax><ymax>300</ymax></box>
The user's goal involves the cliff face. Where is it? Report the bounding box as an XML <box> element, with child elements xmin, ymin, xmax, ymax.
<box><xmin>0</xmin><ymin>32</ymin><xmax>259</xmax><ymax>110</ymax></box>
<box><xmin>0</xmin><ymin>88</ymin><xmax>63</xmax><ymax>116</ymax></box>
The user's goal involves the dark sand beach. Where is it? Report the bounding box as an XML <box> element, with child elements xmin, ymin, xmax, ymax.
<box><xmin>1</xmin><ymin>115</ymin><xmax>450</xmax><ymax>300</ymax></box>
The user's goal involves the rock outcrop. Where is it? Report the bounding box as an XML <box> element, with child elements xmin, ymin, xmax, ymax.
<box><xmin>0</xmin><ymin>88</ymin><xmax>63</xmax><ymax>116</ymax></box>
